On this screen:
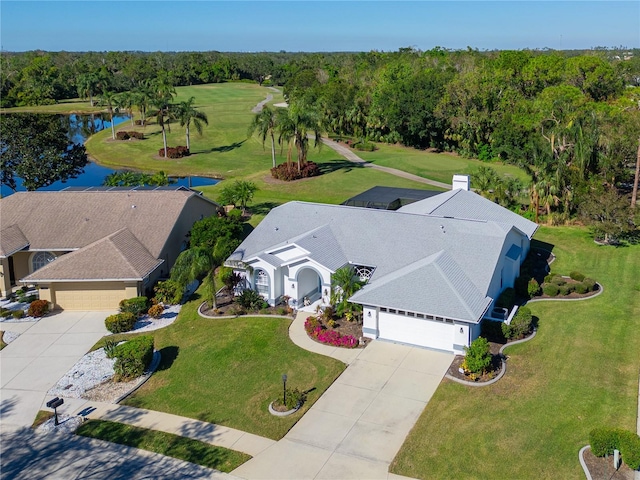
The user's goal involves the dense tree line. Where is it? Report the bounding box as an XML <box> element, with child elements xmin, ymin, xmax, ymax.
<box><xmin>3</xmin><ymin>47</ymin><xmax>639</xmax><ymax>237</ymax></box>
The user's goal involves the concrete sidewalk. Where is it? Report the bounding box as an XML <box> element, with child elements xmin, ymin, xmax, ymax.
<box><xmin>0</xmin><ymin>310</ymin><xmax>111</xmax><ymax>434</ymax></box>
<box><xmin>75</xmin><ymin>402</ymin><xmax>275</xmax><ymax>457</ymax></box>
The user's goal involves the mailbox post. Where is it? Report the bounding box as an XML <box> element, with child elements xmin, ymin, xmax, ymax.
<box><xmin>46</xmin><ymin>397</ymin><xmax>64</xmax><ymax>426</ymax></box>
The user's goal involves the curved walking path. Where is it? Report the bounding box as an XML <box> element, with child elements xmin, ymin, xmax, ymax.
<box><xmin>321</xmin><ymin>137</ymin><xmax>452</xmax><ymax>190</ymax></box>
<box><xmin>251</xmin><ymin>94</ymin><xmax>273</xmax><ymax>113</ymax></box>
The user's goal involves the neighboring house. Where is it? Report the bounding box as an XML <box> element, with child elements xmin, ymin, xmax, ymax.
<box><xmin>0</xmin><ymin>187</ymin><xmax>220</xmax><ymax>310</ymax></box>
<box><xmin>226</xmin><ymin>179</ymin><xmax>537</xmax><ymax>353</ymax></box>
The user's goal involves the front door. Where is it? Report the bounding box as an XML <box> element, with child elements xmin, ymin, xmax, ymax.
<box><xmin>8</xmin><ymin>256</ymin><xmax>16</xmax><ymax>286</ymax></box>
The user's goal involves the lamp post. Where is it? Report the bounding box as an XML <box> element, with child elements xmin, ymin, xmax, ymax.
<box><xmin>282</xmin><ymin>374</ymin><xmax>287</xmax><ymax>406</ymax></box>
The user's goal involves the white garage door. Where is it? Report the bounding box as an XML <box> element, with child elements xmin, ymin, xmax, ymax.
<box><xmin>378</xmin><ymin>312</ymin><xmax>454</xmax><ymax>351</ymax></box>
<box><xmin>54</xmin><ymin>282</ymin><xmax>127</xmax><ymax>310</ymax></box>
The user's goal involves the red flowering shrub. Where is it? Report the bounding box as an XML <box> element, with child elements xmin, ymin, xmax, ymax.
<box><xmin>116</xmin><ymin>131</ymin><xmax>130</xmax><ymax>140</ymax></box>
<box><xmin>304</xmin><ymin>316</ymin><xmax>357</xmax><ymax>348</ymax></box>
<box><xmin>271</xmin><ymin>162</ymin><xmax>320</xmax><ymax>181</ymax></box>
<box><xmin>158</xmin><ymin>146</ymin><xmax>190</xmax><ymax>158</ymax></box>
<box><xmin>128</xmin><ymin>131</ymin><xmax>144</xmax><ymax>140</ymax></box>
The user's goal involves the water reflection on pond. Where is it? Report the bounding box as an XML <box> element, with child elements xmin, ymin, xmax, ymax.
<box><xmin>1</xmin><ymin>112</ymin><xmax>219</xmax><ymax>197</ymax></box>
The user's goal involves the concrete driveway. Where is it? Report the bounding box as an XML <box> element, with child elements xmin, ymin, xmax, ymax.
<box><xmin>0</xmin><ymin>310</ymin><xmax>111</xmax><ymax>433</ymax></box>
<box><xmin>232</xmin><ymin>341</ymin><xmax>453</xmax><ymax>479</ymax></box>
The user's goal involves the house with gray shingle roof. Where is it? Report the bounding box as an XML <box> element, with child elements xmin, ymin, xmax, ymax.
<box><xmin>226</xmin><ymin>184</ymin><xmax>537</xmax><ymax>353</ymax></box>
<box><xmin>0</xmin><ymin>187</ymin><xmax>220</xmax><ymax>310</ymax></box>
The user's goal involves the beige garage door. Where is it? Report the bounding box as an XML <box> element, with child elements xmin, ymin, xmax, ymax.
<box><xmin>53</xmin><ymin>282</ymin><xmax>127</xmax><ymax>310</ymax></box>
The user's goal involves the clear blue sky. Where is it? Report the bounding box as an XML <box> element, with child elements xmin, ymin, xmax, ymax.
<box><xmin>1</xmin><ymin>1</ymin><xmax>638</xmax><ymax>52</ymax></box>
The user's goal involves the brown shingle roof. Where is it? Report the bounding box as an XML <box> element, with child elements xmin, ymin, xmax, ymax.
<box><xmin>24</xmin><ymin>228</ymin><xmax>163</xmax><ymax>281</ymax></box>
<box><xmin>0</xmin><ymin>224</ymin><xmax>29</xmax><ymax>257</ymax></box>
<box><xmin>0</xmin><ymin>190</ymin><xmax>208</xmax><ymax>257</ymax></box>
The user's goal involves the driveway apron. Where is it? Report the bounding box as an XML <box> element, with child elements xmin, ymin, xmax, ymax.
<box><xmin>0</xmin><ymin>310</ymin><xmax>111</xmax><ymax>433</ymax></box>
<box><xmin>232</xmin><ymin>340</ymin><xmax>453</xmax><ymax>479</ymax></box>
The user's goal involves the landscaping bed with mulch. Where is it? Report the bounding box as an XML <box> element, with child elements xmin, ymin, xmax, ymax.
<box><xmin>306</xmin><ymin>315</ymin><xmax>370</xmax><ymax>348</ymax></box>
<box><xmin>199</xmin><ymin>291</ymin><xmax>293</xmax><ymax>318</ymax></box>
<box><xmin>583</xmin><ymin>447</ymin><xmax>636</xmax><ymax>480</ymax></box>
<box><xmin>447</xmin><ymin>340</ymin><xmax>504</xmax><ymax>383</ymax></box>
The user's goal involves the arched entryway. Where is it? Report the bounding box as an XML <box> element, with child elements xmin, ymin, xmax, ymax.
<box><xmin>297</xmin><ymin>268</ymin><xmax>321</xmax><ymax>305</ymax></box>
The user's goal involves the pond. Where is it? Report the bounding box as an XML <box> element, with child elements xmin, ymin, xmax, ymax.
<box><xmin>1</xmin><ymin>113</ymin><xmax>219</xmax><ymax>197</ymax></box>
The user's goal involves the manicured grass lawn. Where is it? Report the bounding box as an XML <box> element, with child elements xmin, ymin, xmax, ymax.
<box><xmin>76</xmin><ymin>419</ymin><xmax>250</xmax><ymax>472</ymax></box>
<box><xmin>390</xmin><ymin>226</ymin><xmax>640</xmax><ymax>479</ymax></box>
<box><xmin>122</xmin><ymin>298</ymin><xmax>345</xmax><ymax>440</ymax></box>
<box><xmin>1</xmin><ymin>98</ymin><xmax>104</xmax><ymax>114</ymax></box>
<box><xmin>356</xmin><ymin>143</ymin><xmax>529</xmax><ymax>184</ymax></box>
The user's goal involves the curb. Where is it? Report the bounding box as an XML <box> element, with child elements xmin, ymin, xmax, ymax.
<box><xmin>197</xmin><ymin>301</ymin><xmax>294</xmax><ymax>321</ymax></box>
<box><xmin>444</xmin><ymin>329</ymin><xmax>537</xmax><ymax>387</ymax></box>
<box><xmin>114</xmin><ymin>349</ymin><xmax>161</xmax><ymax>404</ymax></box>
<box><xmin>579</xmin><ymin>445</ymin><xmax>593</xmax><ymax>480</ymax></box>
<box><xmin>268</xmin><ymin>401</ymin><xmax>300</xmax><ymax>417</ymax></box>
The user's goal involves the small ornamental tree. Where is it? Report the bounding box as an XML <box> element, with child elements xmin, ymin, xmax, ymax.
<box><xmin>463</xmin><ymin>337</ymin><xmax>491</xmax><ymax>375</ymax></box>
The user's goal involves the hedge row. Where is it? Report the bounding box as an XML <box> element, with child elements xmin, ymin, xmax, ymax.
<box><xmin>119</xmin><ymin>296</ymin><xmax>149</xmax><ymax>316</ymax></box>
<box><xmin>501</xmin><ymin>306</ymin><xmax>533</xmax><ymax>340</ymax></box>
<box><xmin>590</xmin><ymin>427</ymin><xmax>640</xmax><ymax>470</ymax></box>
<box><xmin>158</xmin><ymin>146</ymin><xmax>189</xmax><ymax>158</ymax></box>
<box><xmin>116</xmin><ymin>131</ymin><xmax>144</xmax><ymax>140</ymax></box>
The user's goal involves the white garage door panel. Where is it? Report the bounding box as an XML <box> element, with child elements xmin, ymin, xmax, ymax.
<box><xmin>378</xmin><ymin>312</ymin><xmax>454</xmax><ymax>351</ymax></box>
<box><xmin>54</xmin><ymin>282</ymin><xmax>127</xmax><ymax>310</ymax></box>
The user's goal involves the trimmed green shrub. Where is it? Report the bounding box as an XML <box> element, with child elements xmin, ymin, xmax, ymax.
<box><xmin>574</xmin><ymin>282</ymin><xmax>589</xmax><ymax>294</ymax></box>
<box><xmin>463</xmin><ymin>337</ymin><xmax>491</xmax><ymax>375</ymax></box>
<box><xmin>619</xmin><ymin>430</ymin><xmax>640</xmax><ymax>470</ymax></box>
<box><xmin>552</xmin><ymin>276</ymin><xmax>567</xmax><ymax>286</ymax></box>
<box><xmin>105</xmin><ymin>312</ymin><xmax>137</xmax><ymax>334</ymax></box>
<box><xmin>590</xmin><ymin>427</ymin><xmax>619</xmax><ymax>456</ymax></box>
<box><xmin>527</xmin><ymin>279</ymin><xmax>541</xmax><ymax>297</ymax></box>
<box><xmin>235</xmin><ymin>289</ymin><xmax>268</xmax><ymax>311</ymax></box>
<box><xmin>0</xmin><ymin>310</ymin><xmax>12</xmax><ymax>318</ymax></box>
<box><xmin>112</xmin><ymin>335</ymin><xmax>154</xmax><ymax>381</ymax></box>
<box><xmin>544</xmin><ymin>274</ymin><xmax>555</xmax><ymax>283</ymax></box>
<box><xmin>119</xmin><ymin>296</ymin><xmax>149</xmax><ymax>316</ymax></box>
<box><xmin>12</xmin><ymin>310</ymin><xmax>24</xmax><ymax>319</ymax></box>
<box><xmin>226</xmin><ymin>208</ymin><xmax>243</xmax><ymax>222</ymax></box>
<box><xmin>502</xmin><ymin>306</ymin><xmax>533</xmax><ymax>340</ymax></box>
<box><xmin>147</xmin><ymin>304</ymin><xmax>164</xmax><ymax>319</ymax></box>
<box><xmin>495</xmin><ymin>288</ymin><xmax>515</xmax><ymax>308</ymax></box>
<box><xmin>153</xmin><ymin>279</ymin><xmax>182</xmax><ymax>305</ymax></box>
<box><xmin>276</xmin><ymin>387</ymin><xmax>306</xmax><ymax>410</ymax></box>
<box><xmin>543</xmin><ymin>284</ymin><xmax>559</xmax><ymax>296</ymax></box>
<box><xmin>583</xmin><ymin>278</ymin><xmax>597</xmax><ymax>292</ymax></box>
<box><xmin>569</xmin><ymin>271</ymin><xmax>585</xmax><ymax>282</ymax></box>
<box><xmin>590</xmin><ymin>427</ymin><xmax>640</xmax><ymax>470</ymax></box>
<box><xmin>27</xmin><ymin>300</ymin><xmax>49</xmax><ymax>317</ymax></box>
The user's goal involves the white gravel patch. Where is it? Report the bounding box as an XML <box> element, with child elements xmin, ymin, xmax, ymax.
<box><xmin>132</xmin><ymin>304</ymin><xmax>180</xmax><ymax>332</ymax></box>
<box><xmin>48</xmin><ymin>348</ymin><xmax>116</xmax><ymax>399</ymax></box>
<box><xmin>37</xmin><ymin>414</ymin><xmax>85</xmax><ymax>434</ymax></box>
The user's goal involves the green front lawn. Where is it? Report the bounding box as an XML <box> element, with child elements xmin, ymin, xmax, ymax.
<box><xmin>76</xmin><ymin>420</ymin><xmax>250</xmax><ymax>472</ymax></box>
<box><xmin>122</xmin><ymin>299</ymin><xmax>345</xmax><ymax>440</ymax></box>
<box><xmin>391</xmin><ymin>226</ymin><xmax>640</xmax><ymax>479</ymax></box>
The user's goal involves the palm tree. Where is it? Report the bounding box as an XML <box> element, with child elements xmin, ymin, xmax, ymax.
<box><xmin>248</xmin><ymin>105</ymin><xmax>278</xmax><ymax>168</ymax></box>
<box><xmin>277</xmin><ymin>106</ymin><xmax>323</xmax><ymax>172</ymax></box>
<box><xmin>170</xmin><ymin>239</ymin><xmax>230</xmax><ymax>309</ymax></box>
<box><xmin>115</xmin><ymin>91</ymin><xmax>135</xmax><ymax>127</ymax></box>
<box><xmin>133</xmin><ymin>80</ymin><xmax>153</xmax><ymax>126</ymax></box>
<box><xmin>99</xmin><ymin>90</ymin><xmax>118</xmax><ymax>140</ymax></box>
<box><xmin>177</xmin><ymin>96</ymin><xmax>208</xmax><ymax>152</ymax></box>
<box><xmin>233</xmin><ymin>180</ymin><xmax>258</xmax><ymax>214</ymax></box>
<box><xmin>77</xmin><ymin>72</ymin><xmax>100</xmax><ymax>107</ymax></box>
<box><xmin>331</xmin><ymin>265</ymin><xmax>364</xmax><ymax>318</ymax></box>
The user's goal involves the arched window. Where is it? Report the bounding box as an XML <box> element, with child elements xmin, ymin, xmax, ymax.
<box><xmin>32</xmin><ymin>251</ymin><xmax>56</xmax><ymax>272</ymax></box>
<box><xmin>255</xmin><ymin>269</ymin><xmax>269</xmax><ymax>297</ymax></box>
<box><xmin>355</xmin><ymin>265</ymin><xmax>374</xmax><ymax>282</ymax></box>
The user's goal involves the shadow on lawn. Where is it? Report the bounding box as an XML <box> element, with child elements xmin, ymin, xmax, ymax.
<box><xmin>202</xmin><ymin>140</ymin><xmax>245</xmax><ymax>154</ymax></box>
<box><xmin>156</xmin><ymin>346</ymin><xmax>179</xmax><ymax>372</ymax></box>
<box><xmin>316</xmin><ymin>159</ymin><xmax>366</xmax><ymax>175</ymax></box>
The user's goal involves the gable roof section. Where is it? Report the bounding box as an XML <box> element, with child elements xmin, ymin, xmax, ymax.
<box><xmin>0</xmin><ymin>190</ymin><xmax>218</xmax><ymax>257</ymax></box>
<box><xmin>24</xmin><ymin>228</ymin><xmax>163</xmax><ymax>282</ymax></box>
<box><xmin>0</xmin><ymin>224</ymin><xmax>29</xmax><ymax>258</ymax></box>
<box><xmin>349</xmin><ymin>251</ymin><xmax>492</xmax><ymax>323</ymax></box>
<box><xmin>398</xmin><ymin>189</ymin><xmax>538</xmax><ymax>239</ymax></box>
<box><xmin>228</xmin><ymin>201</ymin><xmax>510</xmax><ymax>295</ymax></box>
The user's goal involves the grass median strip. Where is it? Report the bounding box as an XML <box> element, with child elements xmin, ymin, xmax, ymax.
<box><xmin>76</xmin><ymin>419</ymin><xmax>250</xmax><ymax>472</ymax></box>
